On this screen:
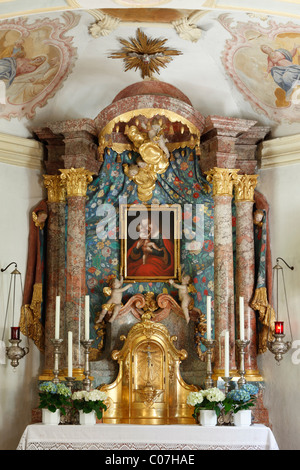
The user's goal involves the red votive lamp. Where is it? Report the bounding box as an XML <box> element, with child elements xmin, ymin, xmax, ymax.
<box><xmin>275</xmin><ymin>321</ymin><xmax>284</xmax><ymax>334</ymax></box>
<box><xmin>11</xmin><ymin>327</ymin><xmax>20</xmax><ymax>340</ymax></box>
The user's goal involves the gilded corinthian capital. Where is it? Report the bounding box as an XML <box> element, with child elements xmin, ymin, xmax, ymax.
<box><xmin>205</xmin><ymin>167</ymin><xmax>240</xmax><ymax>197</ymax></box>
<box><xmin>59</xmin><ymin>168</ymin><xmax>94</xmax><ymax>197</ymax></box>
<box><xmin>234</xmin><ymin>174</ymin><xmax>258</xmax><ymax>202</ymax></box>
<box><xmin>43</xmin><ymin>174</ymin><xmax>66</xmax><ymax>203</ymax></box>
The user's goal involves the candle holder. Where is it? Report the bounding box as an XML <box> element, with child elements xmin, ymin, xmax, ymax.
<box><xmin>221</xmin><ymin>376</ymin><xmax>232</xmax><ymax>396</ymax></box>
<box><xmin>202</xmin><ymin>338</ymin><xmax>216</xmax><ymax>389</ymax></box>
<box><xmin>62</xmin><ymin>376</ymin><xmax>77</xmax><ymax>425</ymax></box>
<box><xmin>65</xmin><ymin>376</ymin><xmax>76</xmax><ymax>390</ymax></box>
<box><xmin>51</xmin><ymin>338</ymin><xmax>63</xmax><ymax>384</ymax></box>
<box><xmin>6</xmin><ymin>338</ymin><xmax>29</xmax><ymax>368</ymax></box>
<box><xmin>236</xmin><ymin>339</ymin><xmax>250</xmax><ymax>388</ymax></box>
<box><xmin>267</xmin><ymin>257</ymin><xmax>294</xmax><ymax>363</ymax></box>
<box><xmin>80</xmin><ymin>339</ymin><xmax>94</xmax><ymax>391</ymax></box>
<box><xmin>267</xmin><ymin>334</ymin><xmax>291</xmax><ymax>363</ymax></box>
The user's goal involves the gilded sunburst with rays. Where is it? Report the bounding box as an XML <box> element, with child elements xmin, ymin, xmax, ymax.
<box><xmin>109</xmin><ymin>28</ymin><xmax>182</xmax><ymax>79</ymax></box>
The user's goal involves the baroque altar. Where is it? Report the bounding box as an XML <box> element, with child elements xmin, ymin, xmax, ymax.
<box><xmin>23</xmin><ymin>76</ymin><xmax>273</xmax><ymax>426</ymax></box>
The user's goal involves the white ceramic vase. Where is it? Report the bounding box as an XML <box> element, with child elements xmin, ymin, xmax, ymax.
<box><xmin>42</xmin><ymin>408</ymin><xmax>60</xmax><ymax>425</ymax></box>
<box><xmin>79</xmin><ymin>410</ymin><xmax>96</xmax><ymax>425</ymax></box>
<box><xmin>199</xmin><ymin>409</ymin><xmax>217</xmax><ymax>426</ymax></box>
<box><xmin>233</xmin><ymin>409</ymin><xmax>252</xmax><ymax>426</ymax></box>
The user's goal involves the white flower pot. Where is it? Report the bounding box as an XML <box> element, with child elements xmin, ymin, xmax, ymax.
<box><xmin>233</xmin><ymin>410</ymin><xmax>252</xmax><ymax>426</ymax></box>
<box><xmin>79</xmin><ymin>410</ymin><xmax>96</xmax><ymax>425</ymax></box>
<box><xmin>199</xmin><ymin>409</ymin><xmax>217</xmax><ymax>426</ymax></box>
<box><xmin>42</xmin><ymin>408</ymin><xmax>60</xmax><ymax>425</ymax></box>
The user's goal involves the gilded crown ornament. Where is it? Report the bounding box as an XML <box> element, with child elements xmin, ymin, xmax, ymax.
<box><xmin>109</xmin><ymin>28</ymin><xmax>182</xmax><ymax>79</ymax></box>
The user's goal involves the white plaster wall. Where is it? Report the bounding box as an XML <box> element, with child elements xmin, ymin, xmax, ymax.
<box><xmin>0</xmin><ymin>162</ymin><xmax>44</xmax><ymax>450</ymax></box>
<box><xmin>257</xmin><ymin>163</ymin><xmax>300</xmax><ymax>450</ymax></box>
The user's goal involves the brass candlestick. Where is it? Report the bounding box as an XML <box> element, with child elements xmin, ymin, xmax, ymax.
<box><xmin>65</xmin><ymin>376</ymin><xmax>76</xmax><ymax>390</ymax></box>
<box><xmin>80</xmin><ymin>339</ymin><xmax>94</xmax><ymax>391</ymax></box>
<box><xmin>51</xmin><ymin>338</ymin><xmax>63</xmax><ymax>384</ymax></box>
<box><xmin>202</xmin><ymin>338</ymin><xmax>216</xmax><ymax>389</ymax></box>
<box><xmin>236</xmin><ymin>339</ymin><xmax>250</xmax><ymax>388</ymax></box>
<box><xmin>222</xmin><ymin>376</ymin><xmax>232</xmax><ymax>396</ymax></box>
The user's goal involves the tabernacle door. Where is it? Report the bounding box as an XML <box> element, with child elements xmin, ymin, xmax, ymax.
<box><xmin>100</xmin><ymin>318</ymin><xmax>197</xmax><ymax>424</ymax></box>
<box><xmin>131</xmin><ymin>339</ymin><xmax>167</xmax><ymax>424</ymax></box>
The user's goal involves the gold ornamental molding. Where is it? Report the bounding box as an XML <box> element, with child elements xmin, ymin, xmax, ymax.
<box><xmin>99</xmin><ymin>108</ymin><xmax>201</xmax><ymax>140</ymax></box>
<box><xmin>205</xmin><ymin>167</ymin><xmax>240</xmax><ymax>197</ymax></box>
<box><xmin>234</xmin><ymin>174</ymin><xmax>258</xmax><ymax>203</ymax></box>
<box><xmin>59</xmin><ymin>167</ymin><xmax>94</xmax><ymax>197</ymax></box>
<box><xmin>43</xmin><ymin>174</ymin><xmax>66</xmax><ymax>203</ymax></box>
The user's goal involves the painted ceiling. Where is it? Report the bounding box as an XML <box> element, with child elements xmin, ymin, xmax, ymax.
<box><xmin>1</xmin><ymin>0</ymin><xmax>300</xmax><ymax>140</ymax></box>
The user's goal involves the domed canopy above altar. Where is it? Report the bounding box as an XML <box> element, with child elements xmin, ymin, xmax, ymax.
<box><xmin>94</xmin><ymin>78</ymin><xmax>206</xmax><ymax>144</ymax></box>
<box><xmin>112</xmin><ymin>80</ymin><xmax>193</xmax><ymax>107</ymax></box>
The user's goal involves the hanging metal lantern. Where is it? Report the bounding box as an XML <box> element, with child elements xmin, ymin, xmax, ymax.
<box><xmin>1</xmin><ymin>262</ymin><xmax>29</xmax><ymax>368</ymax></box>
<box><xmin>267</xmin><ymin>257</ymin><xmax>294</xmax><ymax>363</ymax></box>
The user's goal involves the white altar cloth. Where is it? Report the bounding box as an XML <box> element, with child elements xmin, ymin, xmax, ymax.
<box><xmin>17</xmin><ymin>423</ymin><xmax>279</xmax><ymax>451</ymax></box>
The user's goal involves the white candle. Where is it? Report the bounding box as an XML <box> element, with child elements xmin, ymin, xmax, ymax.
<box><xmin>85</xmin><ymin>295</ymin><xmax>90</xmax><ymax>341</ymax></box>
<box><xmin>239</xmin><ymin>296</ymin><xmax>245</xmax><ymax>341</ymax></box>
<box><xmin>55</xmin><ymin>296</ymin><xmax>60</xmax><ymax>340</ymax></box>
<box><xmin>68</xmin><ymin>331</ymin><xmax>73</xmax><ymax>377</ymax></box>
<box><xmin>206</xmin><ymin>296</ymin><xmax>211</xmax><ymax>340</ymax></box>
<box><xmin>224</xmin><ymin>330</ymin><xmax>230</xmax><ymax>377</ymax></box>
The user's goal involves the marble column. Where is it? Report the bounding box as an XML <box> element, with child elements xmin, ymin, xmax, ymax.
<box><xmin>60</xmin><ymin>168</ymin><xmax>94</xmax><ymax>378</ymax></box>
<box><xmin>234</xmin><ymin>174</ymin><xmax>263</xmax><ymax>381</ymax></box>
<box><xmin>39</xmin><ymin>175</ymin><xmax>66</xmax><ymax>380</ymax></box>
<box><xmin>206</xmin><ymin>167</ymin><xmax>239</xmax><ymax>377</ymax></box>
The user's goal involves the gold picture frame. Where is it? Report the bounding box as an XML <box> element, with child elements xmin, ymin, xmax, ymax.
<box><xmin>120</xmin><ymin>204</ymin><xmax>181</xmax><ymax>282</ymax></box>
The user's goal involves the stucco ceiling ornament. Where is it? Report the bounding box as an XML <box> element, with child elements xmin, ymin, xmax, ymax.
<box><xmin>88</xmin><ymin>10</ymin><xmax>121</xmax><ymax>38</ymax></box>
<box><xmin>172</xmin><ymin>10</ymin><xmax>209</xmax><ymax>43</ymax></box>
<box><xmin>109</xmin><ymin>28</ymin><xmax>182</xmax><ymax>79</ymax></box>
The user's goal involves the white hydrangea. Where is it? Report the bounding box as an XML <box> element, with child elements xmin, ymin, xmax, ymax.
<box><xmin>203</xmin><ymin>387</ymin><xmax>225</xmax><ymax>402</ymax></box>
<box><xmin>72</xmin><ymin>390</ymin><xmax>86</xmax><ymax>400</ymax></box>
<box><xmin>187</xmin><ymin>388</ymin><xmax>225</xmax><ymax>406</ymax></box>
<box><xmin>187</xmin><ymin>391</ymin><xmax>204</xmax><ymax>406</ymax></box>
<box><xmin>72</xmin><ymin>390</ymin><xmax>108</xmax><ymax>402</ymax></box>
<box><xmin>85</xmin><ymin>390</ymin><xmax>108</xmax><ymax>402</ymax></box>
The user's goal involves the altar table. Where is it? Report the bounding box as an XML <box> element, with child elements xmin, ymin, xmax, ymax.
<box><xmin>17</xmin><ymin>424</ymin><xmax>279</xmax><ymax>451</ymax></box>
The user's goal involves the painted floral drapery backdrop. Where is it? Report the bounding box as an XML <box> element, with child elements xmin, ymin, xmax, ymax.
<box><xmin>85</xmin><ymin>147</ymin><xmax>217</xmax><ymax>356</ymax></box>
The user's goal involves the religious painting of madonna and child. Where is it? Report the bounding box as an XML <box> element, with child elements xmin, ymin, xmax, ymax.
<box><xmin>120</xmin><ymin>204</ymin><xmax>181</xmax><ymax>282</ymax></box>
<box><xmin>219</xmin><ymin>13</ymin><xmax>300</xmax><ymax>123</ymax></box>
<box><xmin>0</xmin><ymin>12</ymin><xmax>79</xmax><ymax>119</ymax></box>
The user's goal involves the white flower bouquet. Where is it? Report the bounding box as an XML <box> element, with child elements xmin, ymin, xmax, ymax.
<box><xmin>72</xmin><ymin>390</ymin><xmax>108</xmax><ymax>420</ymax></box>
<box><xmin>187</xmin><ymin>387</ymin><xmax>225</xmax><ymax>419</ymax></box>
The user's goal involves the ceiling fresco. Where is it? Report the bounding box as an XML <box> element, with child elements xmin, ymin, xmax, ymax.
<box><xmin>0</xmin><ymin>0</ymin><xmax>300</xmax><ymax>139</ymax></box>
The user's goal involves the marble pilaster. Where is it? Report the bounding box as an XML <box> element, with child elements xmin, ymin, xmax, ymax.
<box><xmin>47</xmin><ymin>119</ymin><xmax>101</xmax><ymax>174</ymax></box>
<box><xmin>33</xmin><ymin>127</ymin><xmax>65</xmax><ymax>175</ymax></box>
<box><xmin>235</xmin><ymin>126</ymin><xmax>270</xmax><ymax>175</ymax></box>
<box><xmin>200</xmin><ymin>116</ymin><xmax>257</xmax><ymax>172</ymax></box>
<box><xmin>234</xmin><ymin>174</ymin><xmax>262</xmax><ymax>380</ymax></box>
<box><xmin>206</xmin><ymin>167</ymin><xmax>239</xmax><ymax>377</ymax></box>
<box><xmin>60</xmin><ymin>168</ymin><xmax>94</xmax><ymax>378</ymax></box>
<box><xmin>39</xmin><ymin>175</ymin><xmax>66</xmax><ymax>380</ymax></box>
